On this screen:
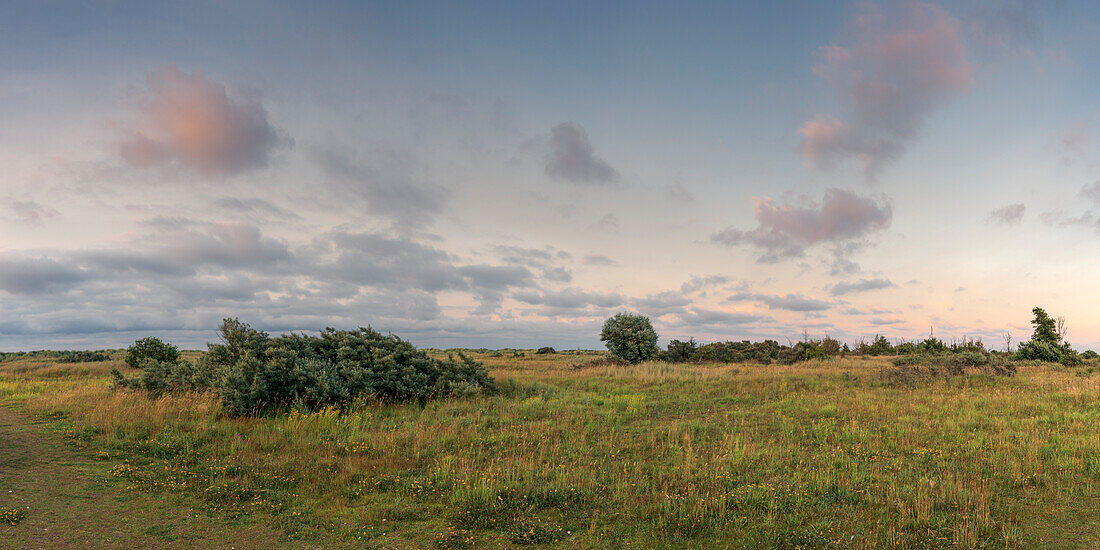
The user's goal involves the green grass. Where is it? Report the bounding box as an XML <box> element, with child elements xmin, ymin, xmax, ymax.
<box><xmin>3</xmin><ymin>352</ymin><xmax>1100</xmax><ymax>548</ymax></box>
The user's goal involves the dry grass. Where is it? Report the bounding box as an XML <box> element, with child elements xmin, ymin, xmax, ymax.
<box><xmin>2</xmin><ymin>351</ymin><xmax>1100</xmax><ymax>548</ymax></box>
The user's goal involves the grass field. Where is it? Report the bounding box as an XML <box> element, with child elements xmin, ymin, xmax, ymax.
<box><xmin>3</xmin><ymin>351</ymin><xmax>1100</xmax><ymax>548</ymax></box>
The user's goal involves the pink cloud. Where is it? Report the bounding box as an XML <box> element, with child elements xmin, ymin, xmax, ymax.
<box><xmin>119</xmin><ymin>66</ymin><xmax>286</xmax><ymax>175</ymax></box>
<box><xmin>802</xmin><ymin>1</ymin><xmax>972</xmax><ymax>178</ymax></box>
<box><xmin>711</xmin><ymin>188</ymin><xmax>891</xmax><ymax>262</ymax></box>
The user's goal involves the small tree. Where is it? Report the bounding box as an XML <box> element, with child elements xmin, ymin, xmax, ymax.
<box><xmin>1017</xmin><ymin>307</ymin><xmax>1077</xmax><ymax>363</ymax></box>
<box><xmin>124</xmin><ymin>336</ymin><xmax>180</xmax><ymax>369</ymax></box>
<box><xmin>600</xmin><ymin>312</ymin><xmax>659</xmax><ymax>364</ymax></box>
<box><xmin>1030</xmin><ymin>307</ymin><xmax>1060</xmax><ymax>346</ymax></box>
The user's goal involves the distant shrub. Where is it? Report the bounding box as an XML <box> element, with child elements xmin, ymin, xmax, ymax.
<box><xmin>535</xmin><ymin>347</ymin><xmax>556</xmax><ymax>355</ymax></box>
<box><xmin>858</xmin><ymin>335</ymin><xmax>894</xmax><ymax>356</ymax></box>
<box><xmin>1081</xmin><ymin>350</ymin><xmax>1099</xmax><ymax>360</ymax></box>
<box><xmin>882</xmin><ymin>352</ymin><xmax>1016</xmax><ymax>386</ymax></box>
<box><xmin>124</xmin><ymin>337</ymin><xmax>179</xmax><ymax>369</ymax></box>
<box><xmin>661</xmin><ymin>338</ymin><xmax>697</xmax><ymax>363</ymax></box>
<box><xmin>113</xmin><ymin>319</ymin><xmax>495</xmax><ymax>415</ymax></box>
<box><xmin>600</xmin><ymin>313</ymin><xmax>659</xmax><ymax>364</ymax></box>
<box><xmin>777</xmin><ymin>345</ymin><xmax>807</xmax><ymax>365</ymax></box>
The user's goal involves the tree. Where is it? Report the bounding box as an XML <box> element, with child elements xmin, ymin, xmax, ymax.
<box><xmin>600</xmin><ymin>312</ymin><xmax>659</xmax><ymax>364</ymax></box>
<box><xmin>1029</xmin><ymin>307</ymin><xmax>1060</xmax><ymax>346</ymax></box>
<box><xmin>1017</xmin><ymin>307</ymin><xmax>1078</xmax><ymax>364</ymax></box>
<box><xmin>124</xmin><ymin>336</ymin><xmax>180</xmax><ymax>369</ymax></box>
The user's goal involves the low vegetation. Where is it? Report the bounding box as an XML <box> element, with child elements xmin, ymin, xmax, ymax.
<box><xmin>112</xmin><ymin>318</ymin><xmax>495</xmax><ymax>415</ymax></box>
<box><xmin>2</xmin><ymin>307</ymin><xmax>1098</xmax><ymax>548</ymax></box>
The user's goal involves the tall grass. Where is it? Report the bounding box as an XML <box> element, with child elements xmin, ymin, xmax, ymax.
<box><xmin>3</xmin><ymin>352</ymin><xmax>1099</xmax><ymax>547</ymax></box>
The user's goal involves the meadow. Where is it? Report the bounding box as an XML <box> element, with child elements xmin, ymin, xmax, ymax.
<box><xmin>2</xmin><ymin>350</ymin><xmax>1100</xmax><ymax>548</ymax></box>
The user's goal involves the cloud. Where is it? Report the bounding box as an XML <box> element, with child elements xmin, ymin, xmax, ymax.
<box><xmin>677</xmin><ymin>308</ymin><xmax>769</xmax><ymax>327</ymax></box>
<box><xmin>828</xmin><ymin>278</ymin><xmax>895</xmax><ymax>296</ymax></box>
<box><xmin>665</xmin><ymin>183</ymin><xmax>695</xmax><ymax>203</ymax></box>
<box><xmin>631</xmin><ymin>291</ymin><xmax>692</xmax><ymax>315</ymax></box>
<box><xmin>119</xmin><ymin>66</ymin><xmax>286</xmax><ymax>175</ymax></box>
<box><xmin>1081</xmin><ymin>181</ymin><xmax>1100</xmax><ymax>204</ymax></box>
<box><xmin>965</xmin><ymin>0</ymin><xmax>1041</xmax><ymax>58</ymax></box>
<box><xmin>595</xmin><ymin>213</ymin><xmax>620</xmax><ymax>233</ymax></box>
<box><xmin>212</xmin><ymin>197</ymin><xmax>300</xmax><ymax>220</ymax></box>
<box><xmin>315</xmin><ymin>147</ymin><xmax>447</xmax><ymax>229</ymax></box>
<box><xmin>679</xmin><ymin>275</ymin><xmax>730</xmax><ymax>294</ymax></box>
<box><xmin>725</xmin><ymin>291</ymin><xmax>831</xmax><ymax>312</ymax></box>
<box><xmin>4</xmin><ymin>200</ymin><xmax>59</xmax><ymax>226</ymax></box>
<box><xmin>711</xmin><ymin>188</ymin><xmax>891</xmax><ymax>262</ymax></box>
<box><xmin>801</xmin><ymin>2</ymin><xmax>972</xmax><ymax>178</ymax></box>
<box><xmin>0</xmin><ymin>256</ymin><xmax>88</xmax><ymax>295</ymax></box>
<box><xmin>582</xmin><ymin>254</ymin><xmax>615</xmax><ymax>266</ymax></box>
<box><xmin>986</xmin><ymin>203</ymin><xmax>1025</xmax><ymax>226</ymax></box>
<box><xmin>1038</xmin><ymin>210</ymin><xmax>1095</xmax><ymax>229</ymax></box>
<box><xmin>1058</xmin><ymin>123</ymin><xmax>1091</xmax><ymax>164</ymax></box>
<box><xmin>545</xmin><ymin>122</ymin><xmax>619</xmax><ymax>183</ymax></box>
<box><xmin>513</xmin><ymin>288</ymin><xmax>624</xmax><ymax>311</ymax></box>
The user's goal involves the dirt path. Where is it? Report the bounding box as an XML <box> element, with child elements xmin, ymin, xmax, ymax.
<box><xmin>0</xmin><ymin>406</ymin><xmax>286</xmax><ymax>549</ymax></box>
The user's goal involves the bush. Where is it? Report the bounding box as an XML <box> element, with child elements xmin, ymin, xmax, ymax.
<box><xmin>1081</xmin><ymin>350</ymin><xmax>1099</xmax><ymax>360</ymax></box>
<box><xmin>858</xmin><ymin>335</ymin><xmax>894</xmax><ymax>356</ymax></box>
<box><xmin>124</xmin><ymin>337</ymin><xmax>179</xmax><ymax>369</ymax></box>
<box><xmin>113</xmin><ymin>319</ymin><xmax>495</xmax><ymax>415</ymax></box>
<box><xmin>600</xmin><ymin>313</ymin><xmax>659</xmax><ymax>364</ymax></box>
<box><xmin>661</xmin><ymin>338</ymin><xmax>697</xmax><ymax>363</ymax></box>
<box><xmin>535</xmin><ymin>347</ymin><xmax>556</xmax><ymax>355</ymax></box>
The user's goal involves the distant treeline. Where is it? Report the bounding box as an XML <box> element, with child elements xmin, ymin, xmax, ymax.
<box><xmin>0</xmin><ymin>349</ymin><xmax>118</xmax><ymax>363</ymax></box>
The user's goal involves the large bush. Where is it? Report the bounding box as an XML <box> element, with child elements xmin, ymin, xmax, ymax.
<box><xmin>600</xmin><ymin>313</ymin><xmax>659</xmax><ymax>364</ymax></box>
<box><xmin>124</xmin><ymin>337</ymin><xmax>179</xmax><ymax>369</ymax></box>
<box><xmin>113</xmin><ymin>319</ymin><xmax>495</xmax><ymax>415</ymax></box>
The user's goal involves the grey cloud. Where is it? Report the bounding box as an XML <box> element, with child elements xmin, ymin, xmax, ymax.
<box><xmin>582</xmin><ymin>254</ymin><xmax>615</xmax><ymax>266</ymax></box>
<box><xmin>966</xmin><ymin>0</ymin><xmax>1041</xmax><ymax>57</ymax></box>
<box><xmin>315</xmin><ymin>147</ymin><xmax>447</xmax><ymax>228</ymax></box>
<box><xmin>1080</xmin><ymin>181</ymin><xmax>1100</xmax><ymax>204</ymax></box>
<box><xmin>726</xmin><ymin>292</ymin><xmax>831</xmax><ymax>312</ymax></box>
<box><xmin>678</xmin><ymin>308</ymin><xmax>770</xmax><ymax>327</ymax></box>
<box><xmin>679</xmin><ymin>275</ymin><xmax>730</xmax><ymax>294</ymax></box>
<box><xmin>119</xmin><ymin>66</ymin><xmax>286</xmax><ymax>175</ymax></box>
<box><xmin>595</xmin><ymin>213</ymin><xmax>620</xmax><ymax>233</ymax></box>
<box><xmin>212</xmin><ymin>197</ymin><xmax>300</xmax><ymax>220</ymax></box>
<box><xmin>1038</xmin><ymin>210</ymin><xmax>1095</xmax><ymax>228</ymax></box>
<box><xmin>5</xmin><ymin>200</ymin><xmax>59</xmax><ymax>226</ymax></box>
<box><xmin>458</xmin><ymin>264</ymin><xmax>534</xmax><ymax>291</ymax></box>
<box><xmin>829</xmin><ymin>278</ymin><xmax>894</xmax><ymax>296</ymax></box>
<box><xmin>631</xmin><ymin>291</ymin><xmax>692</xmax><ymax>315</ymax></box>
<box><xmin>541</xmin><ymin>266</ymin><xmax>573</xmax><ymax>283</ymax></box>
<box><xmin>665</xmin><ymin>183</ymin><xmax>695</xmax><ymax>203</ymax></box>
<box><xmin>324</xmin><ymin>231</ymin><xmax>466</xmax><ymax>292</ymax></box>
<box><xmin>513</xmin><ymin>288</ymin><xmax>624</xmax><ymax>310</ymax></box>
<box><xmin>491</xmin><ymin>245</ymin><xmax>572</xmax><ymax>279</ymax></box>
<box><xmin>545</xmin><ymin>122</ymin><xmax>619</xmax><ymax>184</ymax></box>
<box><xmin>986</xmin><ymin>203</ymin><xmax>1025</xmax><ymax>226</ymax></box>
<box><xmin>711</xmin><ymin>188</ymin><xmax>891</xmax><ymax>262</ymax></box>
<box><xmin>759</xmin><ymin>294</ymin><xmax>831</xmax><ymax>312</ymax></box>
<box><xmin>0</xmin><ymin>256</ymin><xmax>89</xmax><ymax>295</ymax></box>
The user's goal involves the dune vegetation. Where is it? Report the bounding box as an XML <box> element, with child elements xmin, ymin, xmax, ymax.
<box><xmin>3</xmin><ymin>337</ymin><xmax>1100</xmax><ymax>549</ymax></box>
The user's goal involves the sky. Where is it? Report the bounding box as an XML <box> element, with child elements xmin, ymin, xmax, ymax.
<box><xmin>3</xmin><ymin>0</ymin><xmax>1100</xmax><ymax>351</ymax></box>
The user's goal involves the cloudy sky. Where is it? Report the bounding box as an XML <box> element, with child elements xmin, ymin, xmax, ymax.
<box><xmin>3</xmin><ymin>0</ymin><xmax>1100</xmax><ymax>350</ymax></box>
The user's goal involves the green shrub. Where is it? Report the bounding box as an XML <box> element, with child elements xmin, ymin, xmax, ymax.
<box><xmin>858</xmin><ymin>335</ymin><xmax>894</xmax><ymax>356</ymax></box>
<box><xmin>600</xmin><ymin>312</ymin><xmax>659</xmax><ymax>364</ymax></box>
<box><xmin>112</xmin><ymin>319</ymin><xmax>495</xmax><ymax>416</ymax></box>
<box><xmin>661</xmin><ymin>338</ymin><xmax>697</xmax><ymax>363</ymax></box>
<box><xmin>124</xmin><ymin>337</ymin><xmax>179</xmax><ymax>369</ymax></box>
<box><xmin>535</xmin><ymin>347</ymin><xmax>556</xmax><ymax>355</ymax></box>
<box><xmin>1081</xmin><ymin>350</ymin><xmax>1099</xmax><ymax>360</ymax></box>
